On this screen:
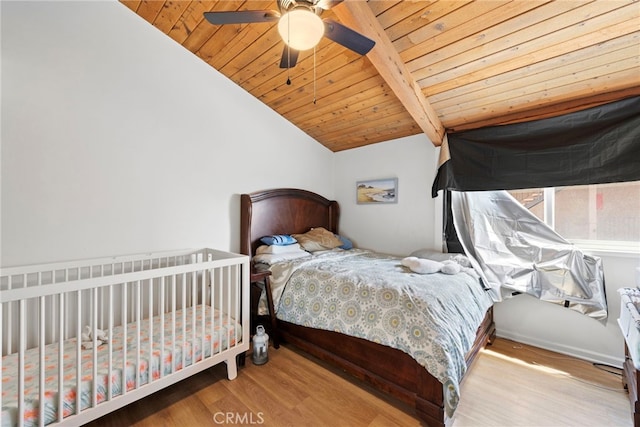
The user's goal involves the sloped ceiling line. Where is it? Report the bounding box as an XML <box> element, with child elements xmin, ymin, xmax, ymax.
<box><xmin>119</xmin><ymin>0</ymin><xmax>640</xmax><ymax>152</ymax></box>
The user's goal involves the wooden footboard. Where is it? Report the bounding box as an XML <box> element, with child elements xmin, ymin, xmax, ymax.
<box><xmin>278</xmin><ymin>306</ymin><xmax>495</xmax><ymax>427</ymax></box>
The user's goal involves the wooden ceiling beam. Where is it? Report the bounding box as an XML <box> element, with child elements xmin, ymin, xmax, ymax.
<box><xmin>331</xmin><ymin>1</ymin><xmax>445</xmax><ymax>146</ymax></box>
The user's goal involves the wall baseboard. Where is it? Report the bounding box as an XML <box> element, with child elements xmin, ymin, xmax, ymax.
<box><xmin>496</xmin><ymin>329</ymin><xmax>624</xmax><ymax>369</ymax></box>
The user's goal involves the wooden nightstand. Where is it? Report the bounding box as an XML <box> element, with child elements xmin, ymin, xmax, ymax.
<box><xmin>250</xmin><ymin>269</ymin><xmax>279</xmax><ymax>348</ymax></box>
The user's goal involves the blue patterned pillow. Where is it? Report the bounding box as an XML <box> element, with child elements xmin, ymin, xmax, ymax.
<box><xmin>260</xmin><ymin>234</ymin><xmax>297</xmax><ymax>246</ymax></box>
<box><xmin>335</xmin><ymin>234</ymin><xmax>353</xmax><ymax>250</ymax></box>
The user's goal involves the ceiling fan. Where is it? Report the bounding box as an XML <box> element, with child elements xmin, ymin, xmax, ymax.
<box><xmin>203</xmin><ymin>0</ymin><xmax>375</xmax><ymax>69</ymax></box>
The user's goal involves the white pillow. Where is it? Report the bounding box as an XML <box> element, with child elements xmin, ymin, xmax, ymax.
<box><xmin>253</xmin><ymin>250</ymin><xmax>310</xmax><ymax>265</ymax></box>
<box><xmin>401</xmin><ymin>257</ymin><xmax>462</xmax><ymax>275</ymax></box>
<box><xmin>410</xmin><ymin>248</ymin><xmax>471</xmax><ymax>267</ymax></box>
<box><xmin>256</xmin><ymin>243</ymin><xmax>303</xmax><ymax>255</ymax></box>
<box><xmin>402</xmin><ymin>257</ymin><xmax>442</xmax><ymax>274</ymax></box>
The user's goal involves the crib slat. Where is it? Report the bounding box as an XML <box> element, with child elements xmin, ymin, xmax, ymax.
<box><xmin>181</xmin><ymin>273</ymin><xmax>186</xmax><ymax>369</ymax></box>
<box><xmin>218</xmin><ymin>270</ymin><xmax>223</xmax><ymax>353</ymax></box>
<box><xmin>135</xmin><ymin>280</ymin><xmax>141</xmax><ymax>389</ymax></box>
<box><xmin>236</xmin><ymin>265</ymin><xmax>240</xmax><ymax>347</ymax></box>
<box><xmin>209</xmin><ymin>269</ymin><xmax>214</xmax><ymax>357</ymax></box>
<box><xmin>231</xmin><ymin>266</ymin><xmax>235</xmax><ymax>349</ymax></box>
<box><xmin>220</xmin><ymin>267</ymin><xmax>225</xmax><ymax>351</ymax></box>
<box><xmin>217</xmin><ymin>267</ymin><xmax>222</xmax><ymax>354</ymax></box>
<box><xmin>121</xmin><ymin>281</ymin><xmax>128</xmax><ymax>397</ymax></box>
<box><xmin>18</xmin><ymin>298</ymin><xmax>25</xmax><ymax>427</ymax></box>
<box><xmin>215</xmin><ymin>267</ymin><xmax>220</xmax><ymax>355</ymax></box>
<box><xmin>38</xmin><ymin>296</ymin><xmax>45</xmax><ymax>427</ymax></box>
<box><xmin>107</xmin><ymin>284</ymin><xmax>113</xmax><ymax>402</ymax></box>
<box><xmin>191</xmin><ymin>271</ymin><xmax>196</xmax><ymax>363</ymax></box>
<box><xmin>92</xmin><ymin>287</ymin><xmax>98</xmax><ymax>412</ymax></box>
<box><xmin>235</xmin><ymin>264</ymin><xmax>241</xmax><ymax>348</ymax></box>
<box><xmin>171</xmin><ymin>275</ymin><xmax>176</xmax><ymax>374</ymax></box>
<box><xmin>159</xmin><ymin>277</ymin><xmax>165</xmax><ymax>378</ymax></box>
<box><xmin>148</xmin><ymin>279</ymin><xmax>153</xmax><ymax>384</ymax></box>
<box><xmin>200</xmin><ymin>270</ymin><xmax>206</xmax><ymax>361</ymax></box>
<box><xmin>227</xmin><ymin>267</ymin><xmax>232</xmax><ymax>351</ymax></box>
<box><xmin>57</xmin><ymin>293</ymin><xmax>64</xmax><ymax>423</ymax></box>
<box><xmin>75</xmin><ymin>290</ymin><xmax>82</xmax><ymax>418</ymax></box>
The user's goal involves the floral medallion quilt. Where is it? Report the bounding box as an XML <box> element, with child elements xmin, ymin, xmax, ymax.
<box><xmin>268</xmin><ymin>249</ymin><xmax>493</xmax><ymax>417</ymax></box>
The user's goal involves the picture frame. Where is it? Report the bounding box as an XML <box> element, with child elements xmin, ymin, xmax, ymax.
<box><xmin>356</xmin><ymin>178</ymin><xmax>398</xmax><ymax>204</ymax></box>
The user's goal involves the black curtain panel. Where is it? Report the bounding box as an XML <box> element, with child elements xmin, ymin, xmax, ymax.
<box><xmin>442</xmin><ymin>190</ymin><xmax>464</xmax><ymax>254</ymax></box>
<box><xmin>432</xmin><ymin>96</ymin><xmax>640</xmax><ymax>198</ymax></box>
<box><xmin>435</xmin><ymin>96</ymin><xmax>640</xmax><ymax>253</ymax></box>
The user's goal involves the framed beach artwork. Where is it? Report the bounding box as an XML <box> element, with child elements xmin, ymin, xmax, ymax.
<box><xmin>356</xmin><ymin>178</ymin><xmax>398</xmax><ymax>204</ymax></box>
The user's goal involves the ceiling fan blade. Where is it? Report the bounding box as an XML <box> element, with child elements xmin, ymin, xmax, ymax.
<box><xmin>279</xmin><ymin>45</ymin><xmax>300</xmax><ymax>69</ymax></box>
<box><xmin>315</xmin><ymin>0</ymin><xmax>343</xmax><ymax>10</ymax></box>
<box><xmin>323</xmin><ymin>19</ymin><xmax>375</xmax><ymax>56</ymax></box>
<box><xmin>203</xmin><ymin>10</ymin><xmax>280</xmax><ymax>25</ymax></box>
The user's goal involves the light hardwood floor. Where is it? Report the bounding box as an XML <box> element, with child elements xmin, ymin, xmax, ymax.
<box><xmin>86</xmin><ymin>338</ymin><xmax>632</xmax><ymax>426</ymax></box>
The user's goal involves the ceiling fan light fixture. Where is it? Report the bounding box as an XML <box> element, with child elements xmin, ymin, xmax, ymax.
<box><xmin>277</xmin><ymin>9</ymin><xmax>324</xmax><ymax>51</ymax></box>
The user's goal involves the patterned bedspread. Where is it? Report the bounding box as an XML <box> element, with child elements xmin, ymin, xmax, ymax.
<box><xmin>1</xmin><ymin>305</ymin><xmax>241</xmax><ymax>427</ymax></box>
<box><xmin>269</xmin><ymin>249</ymin><xmax>493</xmax><ymax>417</ymax></box>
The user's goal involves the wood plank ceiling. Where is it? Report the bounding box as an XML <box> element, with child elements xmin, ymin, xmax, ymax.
<box><xmin>121</xmin><ymin>0</ymin><xmax>640</xmax><ymax>152</ymax></box>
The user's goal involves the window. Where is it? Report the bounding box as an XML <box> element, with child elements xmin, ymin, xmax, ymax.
<box><xmin>509</xmin><ymin>182</ymin><xmax>640</xmax><ymax>253</ymax></box>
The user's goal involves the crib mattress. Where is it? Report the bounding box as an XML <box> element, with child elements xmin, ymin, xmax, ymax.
<box><xmin>1</xmin><ymin>305</ymin><xmax>241</xmax><ymax>427</ymax></box>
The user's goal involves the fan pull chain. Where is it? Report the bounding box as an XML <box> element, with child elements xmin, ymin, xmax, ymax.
<box><xmin>286</xmin><ymin>46</ymin><xmax>291</xmax><ymax>85</ymax></box>
<box><xmin>286</xmin><ymin>13</ymin><xmax>291</xmax><ymax>85</ymax></box>
<box><xmin>313</xmin><ymin>46</ymin><xmax>317</xmax><ymax>104</ymax></box>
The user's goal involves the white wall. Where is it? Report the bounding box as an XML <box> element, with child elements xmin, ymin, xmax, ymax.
<box><xmin>334</xmin><ymin>134</ymin><xmax>440</xmax><ymax>257</ymax></box>
<box><xmin>1</xmin><ymin>0</ymin><xmax>333</xmax><ymax>266</ymax></box>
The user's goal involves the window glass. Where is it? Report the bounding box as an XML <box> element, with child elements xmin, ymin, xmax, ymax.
<box><xmin>509</xmin><ymin>182</ymin><xmax>640</xmax><ymax>243</ymax></box>
<box><xmin>555</xmin><ymin>183</ymin><xmax>640</xmax><ymax>242</ymax></box>
<box><xmin>508</xmin><ymin>188</ymin><xmax>545</xmax><ymax>222</ymax></box>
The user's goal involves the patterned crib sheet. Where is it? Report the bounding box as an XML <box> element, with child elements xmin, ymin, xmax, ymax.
<box><xmin>1</xmin><ymin>305</ymin><xmax>241</xmax><ymax>427</ymax></box>
<box><xmin>271</xmin><ymin>249</ymin><xmax>494</xmax><ymax>418</ymax></box>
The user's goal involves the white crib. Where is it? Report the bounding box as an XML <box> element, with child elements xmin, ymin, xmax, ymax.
<box><xmin>0</xmin><ymin>248</ymin><xmax>249</xmax><ymax>427</ymax></box>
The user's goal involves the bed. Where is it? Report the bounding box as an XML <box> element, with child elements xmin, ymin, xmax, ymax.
<box><xmin>1</xmin><ymin>248</ymin><xmax>249</xmax><ymax>427</ymax></box>
<box><xmin>240</xmin><ymin>188</ymin><xmax>496</xmax><ymax>427</ymax></box>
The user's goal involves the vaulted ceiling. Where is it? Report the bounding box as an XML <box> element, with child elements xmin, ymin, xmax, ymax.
<box><xmin>121</xmin><ymin>0</ymin><xmax>640</xmax><ymax>152</ymax></box>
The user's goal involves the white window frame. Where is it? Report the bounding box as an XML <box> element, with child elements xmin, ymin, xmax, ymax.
<box><xmin>517</xmin><ymin>186</ymin><xmax>640</xmax><ymax>258</ymax></box>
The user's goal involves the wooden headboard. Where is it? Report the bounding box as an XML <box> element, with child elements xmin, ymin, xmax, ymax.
<box><xmin>240</xmin><ymin>188</ymin><xmax>339</xmax><ymax>259</ymax></box>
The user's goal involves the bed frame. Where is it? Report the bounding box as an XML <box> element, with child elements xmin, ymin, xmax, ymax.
<box><xmin>1</xmin><ymin>248</ymin><xmax>249</xmax><ymax>427</ymax></box>
<box><xmin>240</xmin><ymin>188</ymin><xmax>496</xmax><ymax>427</ymax></box>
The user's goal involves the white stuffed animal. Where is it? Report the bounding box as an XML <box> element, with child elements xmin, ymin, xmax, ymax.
<box><xmin>81</xmin><ymin>325</ymin><xmax>109</xmax><ymax>349</ymax></box>
<box><xmin>401</xmin><ymin>257</ymin><xmax>461</xmax><ymax>275</ymax></box>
